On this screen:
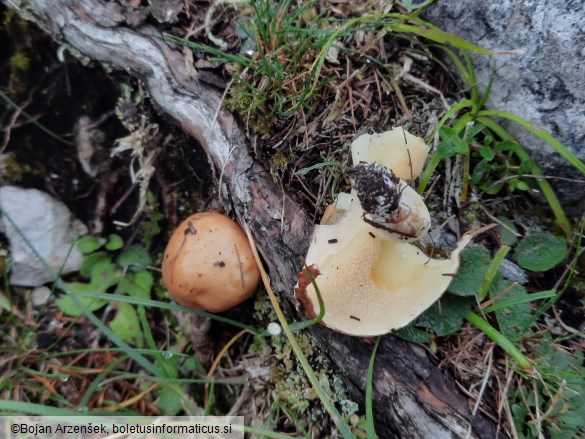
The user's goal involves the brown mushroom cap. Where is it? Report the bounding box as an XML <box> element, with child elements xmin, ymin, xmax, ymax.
<box><xmin>162</xmin><ymin>212</ymin><xmax>260</xmax><ymax>312</ymax></box>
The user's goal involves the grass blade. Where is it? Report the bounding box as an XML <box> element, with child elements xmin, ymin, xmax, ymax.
<box><xmin>476</xmin><ymin>110</ymin><xmax>585</xmax><ymax>175</ymax></box>
<box><xmin>477</xmin><ymin>246</ymin><xmax>510</xmax><ymax>301</ymax></box>
<box><xmin>0</xmin><ymin>401</ymin><xmax>113</xmax><ymax>415</ymax></box>
<box><xmin>0</xmin><ymin>90</ymin><xmax>75</xmax><ymax>146</ymax></box>
<box><xmin>482</xmin><ymin>290</ymin><xmax>557</xmax><ymax>314</ymax></box>
<box><xmin>418</xmin><ymin>110</ymin><xmax>473</xmax><ymax>194</ymax></box>
<box><xmin>465</xmin><ymin>311</ymin><xmax>532</xmax><ymax>373</ymax></box>
<box><xmin>475</xmin><ymin>117</ymin><xmax>572</xmax><ymax>238</ymax></box>
<box><xmin>366</xmin><ymin>337</ymin><xmax>380</xmax><ymax>439</ymax></box>
<box><xmin>58</xmin><ymin>290</ymin><xmax>259</xmax><ymax>333</ymax></box>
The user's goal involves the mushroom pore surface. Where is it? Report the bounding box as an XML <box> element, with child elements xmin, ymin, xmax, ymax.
<box><xmin>296</xmin><ymin>128</ymin><xmax>469</xmax><ymax>336</ymax></box>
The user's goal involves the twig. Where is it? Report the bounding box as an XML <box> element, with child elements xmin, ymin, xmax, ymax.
<box><xmin>0</xmin><ymin>89</ymin><xmax>34</xmax><ymax>153</ymax></box>
<box><xmin>472</xmin><ymin>345</ymin><xmax>494</xmax><ymax>416</ymax></box>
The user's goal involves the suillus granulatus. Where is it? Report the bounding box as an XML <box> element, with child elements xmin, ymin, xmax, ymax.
<box><xmin>295</xmin><ymin>129</ymin><xmax>472</xmax><ymax>336</ymax></box>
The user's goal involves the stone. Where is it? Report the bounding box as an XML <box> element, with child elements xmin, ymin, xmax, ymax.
<box><xmin>423</xmin><ymin>0</ymin><xmax>585</xmax><ymax>211</ymax></box>
<box><xmin>31</xmin><ymin>285</ymin><xmax>52</xmax><ymax>307</ymax></box>
<box><xmin>0</xmin><ymin>186</ymin><xmax>87</xmax><ymax>286</ymax></box>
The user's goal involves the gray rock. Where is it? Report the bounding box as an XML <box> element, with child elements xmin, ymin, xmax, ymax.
<box><xmin>31</xmin><ymin>285</ymin><xmax>52</xmax><ymax>307</ymax></box>
<box><xmin>500</xmin><ymin>258</ymin><xmax>529</xmax><ymax>285</ymax></box>
<box><xmin>0</xmin><ymin>186</ymin><xmax>87</xmax><ymax>286</ymax></box>
<box><xmin>423</xmin><ymin>1</ymin><xmax>585</xmax><ymax>211</ymax></box>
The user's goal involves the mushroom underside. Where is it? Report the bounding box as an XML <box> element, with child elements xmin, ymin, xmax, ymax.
<box><xmin>302</xmin><ymin>228</ymin><xmax>466</xmax><ymax>336</ymax></box>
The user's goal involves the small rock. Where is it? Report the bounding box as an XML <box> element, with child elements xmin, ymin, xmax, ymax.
<box><xmin>31</xmin><ymin>285</ymin><xmax>52</xmax><ymax>307</ymax></box>
<box><xmin>0</xmin><ymin>186</ymin><xmax>87</xmax><ymax>286</ymax></box>
<box><xmin>500</xmin><ymin>258</ymin><xmax>528</xmax><ymax>285</ymax></box>
<box><xmin>245</xmin><ymin>366</ymin><xmax>270</xmax><ymax>379</ymax></box>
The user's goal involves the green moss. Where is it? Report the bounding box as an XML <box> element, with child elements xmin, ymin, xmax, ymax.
<box><xmin>0</xmin><ymin>153</ymin><xmax>25</xmax><ymax>183</ymax></box>
<box><xmin>139</xmin><ymin>192</ymin><xmax>163</xmax><ymax>248</ymax></box>
<box><xmin>269</xmin><ymin>150</ymin><xmax>297</xmax><ymax>173</ymax></box>
<box><xmin>9</xmin><ymin>51</ymin><xmax>30</xmax><ymax>72</ymax></box>
<box><xmin>225</xmin><ymin>84</ymin><xmax>276</xmax><ymax>133</ymax></box>
<box><xmin>268</xmin><ymin>331</ymin><xmax>366</xmax><ymax>435</ymax></box>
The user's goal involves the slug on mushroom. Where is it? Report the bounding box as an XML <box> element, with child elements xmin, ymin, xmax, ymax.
<box><xmin>162</xmin><ymin>212</ymin><xmax>260</xmax><ymax>312</ymax></box>
<box><xmin>294</xmin><ymin>129</ymin><xmax>471</xmax><ymax>336</ymax></box>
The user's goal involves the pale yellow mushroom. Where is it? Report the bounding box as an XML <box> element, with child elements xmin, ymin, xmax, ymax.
<box><xmin>351</xmin><ymin>128</ymin><xmax>429</xmax><ymax>180</ymax></box>
<box><xmin>295</xmin><ymin>128</ymin><xmax>470</xmax><ymax>336</ymax></box>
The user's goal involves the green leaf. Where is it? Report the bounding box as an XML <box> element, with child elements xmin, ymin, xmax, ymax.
<box><xmin>80</xmin><ymin>252</ymin><xmax>110</xmax><ymax>278</ymax></box>
<box><xmin>56</xmin><ymin>282</ymin><xmax>107</xmax><ymax>316</ymax></box>
<box><xmin>90</xmin><ymin>259</ymin><xmax>120</xmax><ymax>290</ymax></box>
<box><xmin>76</xmin><ymin>236</ymin><xmax>106</xmax><ymax>254</ymax></box>
<box><xmin>117</xmin><ymin>271</ymin><xmax>153</xmax><ymax>300</ymax></box>
<box><xmin>105</xmin><ymin>234</ymin><xmax>124</xmax><ymax>251</ymax></box>
<box><xmin>448</xmin><ymin>245</ymin><xmax>492</xmax><ymax>296</ymax></box>
<box><xmin>117</xmin><ymin>245</ymin><xmax>152</xmax><ymax>269</ymax></box>
<box><xmin>411</xmin><ymin>294</ymin><xmax>474</xmax><ymax>336</ymax></box>
<box><xmin>536</xmin><ymin>344</ymin><xmax>584</xmax><ymax>390</ymax></box>
<box><xmin>484</xmin><ymin>181</ymin><xmax>504</xmax><ymax>195</ymax></box>
<box><xmin>509</xmin><ymin>178</ymin><xmax>529</xmax><ymax>192</ymax></box>
<box><xmin>495</xmin><ymin>139</ymin><xmax>518</xmax><ymax>153</ymax></box>
<box><xmin>497</xmin><ymin>217</ymin><xmax>519</xmax><ymax>246</ymax></box>
<box><xmin>181</xmin><ymin>355</ymin><xmax>205</xmax><ymax>375</ymax></box>
<box><xmin>466</xmin><ymin>122</ymin><xmax>487</xmax><ymax>140</ymax></box>
<box><xmin>0</xmin><ymin>292</ymin><xmax>12</xmax><ymax>313</ymax></box>
<box><xmin>511</xmin><ymin>404</ymin><xmax>528</xmax><ymax>434</ymax></box>
<box><xmin>109</xmin><ymin>302</ymin><xmax>144</xmax><ymax>347</ymax></box>
<box><xmin>479</xmin><ymin>145</ymin><xmax>495</xmax><ymax>161</ymax></box>
<box><xmin>393</xmin><ymin>326</ymin><xmax>431</xmax><ymax>343</ymax></box>
<box><xmin>436</xmin><ymin>126</ymin><xmax>469</xmax><ymax>158</ymax></box>
<box><xmin>471</xmin><ymin>158</ymin><xmax>489</xmax><ymax>184</ymax></box>
<box><xmin>535</xmin><ymin>346</ymin><xmax>585</xmax><ymax>437</ymax></box>
<box><xmin>515</xmin><ymin>232</ymin><xmax>568</xmax><ymax>272</ymax></box>
<box><xmin>490</xmin><ymin>279</ymin><xmax>531</xmax><ymax>341</ymax></box>
<box><xmin>155</xmin><ymin>384</ymin><xmax>186</xmax><ymax>416</ymax></box>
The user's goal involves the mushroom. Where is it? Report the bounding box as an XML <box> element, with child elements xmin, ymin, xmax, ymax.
<box><xmin>162</xmin><ymin>212</ymin><xmax>260</xmax><ymax>312</ymax></box>
<box><xmin>294</xmin><ymin>129</ymin><xmax>471</xmax><ymax>336</ymax></box>
<box><xmin>351</xmin><ymin>127</ymin><xmax>429</xmax><ymax>180</ymax></box>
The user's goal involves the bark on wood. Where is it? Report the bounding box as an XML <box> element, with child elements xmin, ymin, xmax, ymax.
<box><xmin>10</xmin><ymin>1</ymin><xmax>504</xmax><ymax>437</ymax></box>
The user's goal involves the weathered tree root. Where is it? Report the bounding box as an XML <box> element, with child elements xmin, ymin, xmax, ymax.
<box><xmin>11</xmin><ymin>1</ymin><xmax>504</xmax><ymax>437</ymax></box>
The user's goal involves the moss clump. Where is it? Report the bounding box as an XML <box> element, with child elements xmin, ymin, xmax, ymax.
<box><xmin>139</xmin><ymin>192</ymin><xmax>164</xmax><ymax>248</ymax></box>
<box><xmin>271</xmin><ymin>332</ymin><xmax>318</xmax><ymax>414</ymax></box>
<box><xmin>225</xmin><ymin>84</ymin><xmax>276</xmax><ymax>133</ymax></box>
<box><xmin>269</xmin><ymin>149</ymin><xmax>297</xmax><ymax>184</ymax></box>
<box><xmin>268</xmin><ymin>331</ymin><xmax>367</xmax><ymax>436</ymax></box>
<box><xmin>0</xmin><ymin>153</ymin><xmax>25</xmax><ymax>184</ymax></box>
